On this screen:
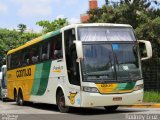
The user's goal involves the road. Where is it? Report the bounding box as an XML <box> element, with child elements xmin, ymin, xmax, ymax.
<box><xmin>0</xmin><ymin>100</ymin><xmax>160</xmax><ymax>120</ymax></box>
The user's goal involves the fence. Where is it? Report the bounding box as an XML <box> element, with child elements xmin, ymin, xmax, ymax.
<box><xmin>142</xmin><ymin>58</ymin><xmax>160</xmax><ymax>91</ymax></box>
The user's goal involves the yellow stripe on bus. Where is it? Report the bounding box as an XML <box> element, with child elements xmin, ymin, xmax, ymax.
<box><xmin>7</xmin><ymin>65</ymin><xmax>36</xmax><ymax>101</ymax></box>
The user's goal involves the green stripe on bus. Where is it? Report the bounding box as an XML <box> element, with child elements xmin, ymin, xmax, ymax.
<box><xmin>117</xmin><ymin>82</ymin><xmax>136</xmax><ymax>90</ymax></box>
<box><xmin>36</xmin><ymin>61</ymin><xmax>52</xmax><ymax>95</ymax></box>
<box><xmin>31</xmin><ymin>63</ymin><xmax>43</xmax><ymax>95</ymax></box>
<box><xmin>43</xmin><ymin>30</ymin><xmax>61</xmax><ymax>40</ymax></box>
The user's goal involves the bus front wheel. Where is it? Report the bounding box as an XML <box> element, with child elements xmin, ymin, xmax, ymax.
<box><xmin>104</xmin><ymin>105</ymin><xmax>119</xmax><ymax>112</ymax></box>
<box><xmin>57</xmin><ymin>91</ymin><xmax>70</xmax><ymax>113</ymax></box>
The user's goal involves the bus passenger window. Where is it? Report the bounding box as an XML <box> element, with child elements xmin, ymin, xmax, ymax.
<box><xmin>23</xmin><ymin>50</ymin><xmax>29</xmax><ymax>66</ymax></box>
<box><xmin>17</xmin><ymin>56</ymin><xmax>22</xmax><ymax>67</ymax></box>
<box><xmin>41</xmin><ymin>42</ymin><xmax>49</xmax><ymax>60</ymax></box>
<box><xmin>29</xmin><ymin>46</ymin><xmax>39</xmax><ymax>64</ymax></box>
<box><xmin>54</xmin><ymin>42</ymin><xmax>62</xmax><ymax>59</ymax></box>
<box><xmin>49</xmin><ymin>34</ymin><xmax>62</xmax><ymax>60</ymax></box>
<box><xmin>7</xmin><ymin>55</ymin><xmax>11</xmax><ymax>70</ymax></box>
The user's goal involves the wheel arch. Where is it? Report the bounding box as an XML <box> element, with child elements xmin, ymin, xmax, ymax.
<box><xmin>56</xmin><ymin>85</ymin><xmax>66</xmax><ymax>104</ymax></box>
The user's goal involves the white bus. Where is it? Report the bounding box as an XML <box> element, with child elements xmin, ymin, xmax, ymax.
<box><xmin>7</xmin><ymin>23</ymin><xmax>152</xmax><ymax>112</ymax></box>
<box><xmin>0</xmin><ymin>65</ymin><xmax>7</xmax><ymax>101</ymax></box>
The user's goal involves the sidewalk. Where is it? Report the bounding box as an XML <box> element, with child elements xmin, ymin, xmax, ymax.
<box><xmin>122</xmin><ymin>103</ymin><xmax>160</xmax><ymax>108</ymax></box>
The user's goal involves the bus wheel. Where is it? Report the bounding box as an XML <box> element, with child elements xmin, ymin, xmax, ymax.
<box><xmin>14</xmin><ymin>89</ymin><xmax>18</xmax><ymax>102</ymax></box>
<box><xmin>57</xmin><ymin>91</ymin><xmax>70</xmax><ymax>113</ymax></box>
<box><xmin>104</xmin><ymin>106</ymin><xmax>119</xmax><ymax>112</ymax></box>
<box><xmin>17</xmin><ymin>91</ymin><xmax>24</xmax><ymax>106</ymax></box>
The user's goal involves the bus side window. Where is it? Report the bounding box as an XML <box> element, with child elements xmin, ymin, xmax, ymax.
<box><xmin>50</xmin><ymin>34</ymin><xmax>63</xmax><ymax>60</ymax></box>
<box><xmin>41</xmin><ymin>42</ymin><xmax>49</xmax><ymax>61</ymax></box>
<box><xmin>30</xmin><ymin>45</ymin><xmax>39</xmax><ymax>64</ymax></box>
<box><xmin>11</xmin><ymin>53</ymin><xmax>18</xmax><ymax>69</ymax></box>
<box><xmin>7</xmin><ymin>55</ymin><xmax>11</xmax><ymax>70</ymax></box>
<box><xmin>23</xmin><ymin>49</ymin><xmax>30</xmax><ymax>66</ymax></box>
<box><xmin>17</xmin><ymin>52</ymin><xmax>22</xmax><ymax>67</ymax></box>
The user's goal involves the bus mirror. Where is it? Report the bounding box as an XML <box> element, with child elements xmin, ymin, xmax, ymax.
<box><xmin>138</xmin><ymin>40</ymin><xmax>152</xmax><ymax>60</ymax></box>
<box><xmin>73</xmin><ymin>41</ymin><xmax>84</xmax><ymax>60</ymax></box>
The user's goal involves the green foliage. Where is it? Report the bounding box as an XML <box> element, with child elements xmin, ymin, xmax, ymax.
<box><xmin>135</xmin><ymin>17</ymin><xmax>160</xmax><ymax>57</ymax></box>
<box><xmin>144</xmin><ymin>91</ymin><xmax>160</xmax><ymax>103</ymax></box>
<box><xmin>0</xmin><ymin>28</ymin><xmax>40</xmax><ymax>58</ymax></box>
<box><xmin>36</xmin><ymin>18</ymin><xmax>69</xmax><ymax>33</ymax></box>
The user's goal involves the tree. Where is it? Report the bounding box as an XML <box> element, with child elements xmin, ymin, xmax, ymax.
<box><xmin>18</xmin><ymin>24</ymin><xmax>27</xmax><ymax>34</ymax></box>
<box><xmin>36</xmin><ymin>18</ymin><xmax>69</xmax><ymax>33</ymax></box>
<box><xmin>0</xmin><ymin>28</ymin><xmax>40</xmax><ymax>59</ymax></box>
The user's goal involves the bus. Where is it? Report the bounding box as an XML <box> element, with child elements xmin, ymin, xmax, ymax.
<box><xmin>0</xmin><ymin>71</ymin><xmax>2</xmax><ymax>99</ymax></box>
<box><xmin>0</xmin><ymin>65</ymin><xmax>7</xmax><ymax>101</ymax></box>
<box><xmin>7</xmin><ymin>23</ymin><xmax>152</xmax><ymax>113</ymax></box>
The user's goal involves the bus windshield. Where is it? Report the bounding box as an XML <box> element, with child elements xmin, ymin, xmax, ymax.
<box><xmin>78</xmin><ymin>27</ymin><xmax>141</xmax><ymax>82</ymax></box>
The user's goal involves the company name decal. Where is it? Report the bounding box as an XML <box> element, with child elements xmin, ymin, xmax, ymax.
<box><xmin>52</xmin><ymin>66</ymin><xmax>63</xmax><ymax>73</ymax></box>
<box><xmin>16</xmin><ymin>68</ymin><xmax>31</xmax><ymax>78</ymax></box>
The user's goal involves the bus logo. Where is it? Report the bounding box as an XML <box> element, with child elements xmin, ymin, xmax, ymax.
<box><xmin>68</xmin><ymin>92</ymin><xmax>77</xmax><ymax>105</ymax></box>
<box><xmin>16</xmin><ymin>68</ymin><xmax>31</xmax><ymax>78</ymax></box>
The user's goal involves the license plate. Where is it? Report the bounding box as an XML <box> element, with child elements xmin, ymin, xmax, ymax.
<box><xmin>113</xmin><ymin>97</ymin><xmax>122</xmax><ymax>101</ymax></box>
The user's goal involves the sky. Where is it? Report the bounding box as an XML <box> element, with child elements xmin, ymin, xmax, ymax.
<box><xmin>0</xmin><ymin>0</ymin><xmax>104</xmax><ymax>32</ymax></box>
<box><xmin>0</xmin><ymin>0</ymin><xmax>159</xmax><ymax>32</ymax></box>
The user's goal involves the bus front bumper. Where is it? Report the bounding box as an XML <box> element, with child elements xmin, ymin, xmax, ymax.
<box><xmin>81</xmin><ymin>89</ymin><xmax>143</xmax><ymax>107</ymax></box>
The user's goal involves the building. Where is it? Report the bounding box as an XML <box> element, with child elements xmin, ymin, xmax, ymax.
<box><xmin>80</xmin><ymin>0</ymin><xmax>98</xmax><ymax>23</ymax></box>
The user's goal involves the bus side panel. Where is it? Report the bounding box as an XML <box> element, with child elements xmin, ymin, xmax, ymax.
<box><xmin>7</xmin><ymin>65</ymin><xmax>36</xmax><ymax>101</ymax></box>
<box><xmin>29</xmin><ymin>60</ymin><xmax>62</xmax><ymax>104</ymax></box>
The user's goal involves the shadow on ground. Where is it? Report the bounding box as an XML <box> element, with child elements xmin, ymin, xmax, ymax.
<box><xmin>10</xmin><ymin>102</ymin><xmax>148</xmax><ymax>115</ymax></box>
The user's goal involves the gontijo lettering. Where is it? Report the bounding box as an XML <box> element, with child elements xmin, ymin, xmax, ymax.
<box><xmin>16</xmin><ymin>68</ymin><xmax>31</xmax><ymax>78</ymax></box>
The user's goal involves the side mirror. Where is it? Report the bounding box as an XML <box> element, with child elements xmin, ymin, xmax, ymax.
<box><xmin>73</xmin><ymin>40</ymin><xmax>84</xmax><ymax>61</ymax></box>
<box><xmin>138</xmin><ymin>40</ymin><xmax>152</xmax><ymax>60</ymax></box>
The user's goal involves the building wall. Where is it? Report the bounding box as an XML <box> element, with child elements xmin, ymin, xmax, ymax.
<box><xmin>80</xmin><ymin>0</ymin><xmax>98</xmax><ymax>23</ymax></box>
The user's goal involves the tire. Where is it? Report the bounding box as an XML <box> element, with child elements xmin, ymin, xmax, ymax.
<box><xmin>14</xmin><ymin>90</ymin><xmax>18</xmax><ymax>102</ymax></box>
<box><xmin>17</xmin><ymin>90</ymin><xmax>24</xmax><ymax>106</ymax></box>
<box><xmin>104</xmin><ymin>105</ymin><xmax>119</xmax><ymax>112</ymax></box>
<box><xmin>57</xmin><ymin>91</ymin><xmax>70</xmax><ymax>113</ymax></box>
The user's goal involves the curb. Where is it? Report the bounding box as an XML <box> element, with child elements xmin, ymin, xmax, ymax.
<box><xmin>121</xmin><ymin>104</ymin><xmax>160</xmax><ymax>108</ymax></box>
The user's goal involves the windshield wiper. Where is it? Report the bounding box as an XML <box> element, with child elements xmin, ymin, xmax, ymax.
<box><xmin>113</xmin><ymin>52</ymin><xmax>133</xmax><ymax>81</ymax></box>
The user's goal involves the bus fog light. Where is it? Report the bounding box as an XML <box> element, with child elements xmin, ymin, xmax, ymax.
<box><xmin>134</xmin><ymin>84</ymin><xmax>144</xmax><ymax>91</ymax></box>
<box><xmin>82</xmin><ymin>86</ymin><xmax>99</xmax><ymax>93</ymax></box>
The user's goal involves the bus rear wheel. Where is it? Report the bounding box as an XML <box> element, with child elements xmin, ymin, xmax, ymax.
<box><xmin>104</xmin><ymin>105</ymin><xmax>119</xmax><ymax>112</ymax></box>
<box><xmin>17</xmin><ymin>90</ymin><xmax>24</xmax><ymax>106</ymax></box>
<box><xmin>57</xmin><ymin>91</ymin><xmax>70</xmax><ymax>113</ymax></box>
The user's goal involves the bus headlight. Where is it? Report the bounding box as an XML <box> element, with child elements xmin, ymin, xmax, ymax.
<box><xmin>82</xmin><ymin>86</ymin><xmax>99</xmax><ymax>93</ymax></box>
<box><xmin>134</xmin><ymin>84</ymin><xmax>144</xmax><ymax>91</ymax></box>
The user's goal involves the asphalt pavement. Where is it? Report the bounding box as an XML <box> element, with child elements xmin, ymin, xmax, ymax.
<box><xmin>0</xmin><ymin>100</ymin><xmax>160</xmax><ymax>120</ymax></box>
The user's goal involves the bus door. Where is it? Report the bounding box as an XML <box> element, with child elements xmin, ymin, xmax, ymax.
<box><xmin>64</xmin><ymin>29</ymin><xmax>81</xmax><ymax>107</ymax></box>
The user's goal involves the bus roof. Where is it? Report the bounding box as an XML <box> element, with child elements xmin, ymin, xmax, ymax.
<box><xmin>7</xmin><ymin>23</ymin><xmax>132</xmax><ymax>55</ymax></box>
